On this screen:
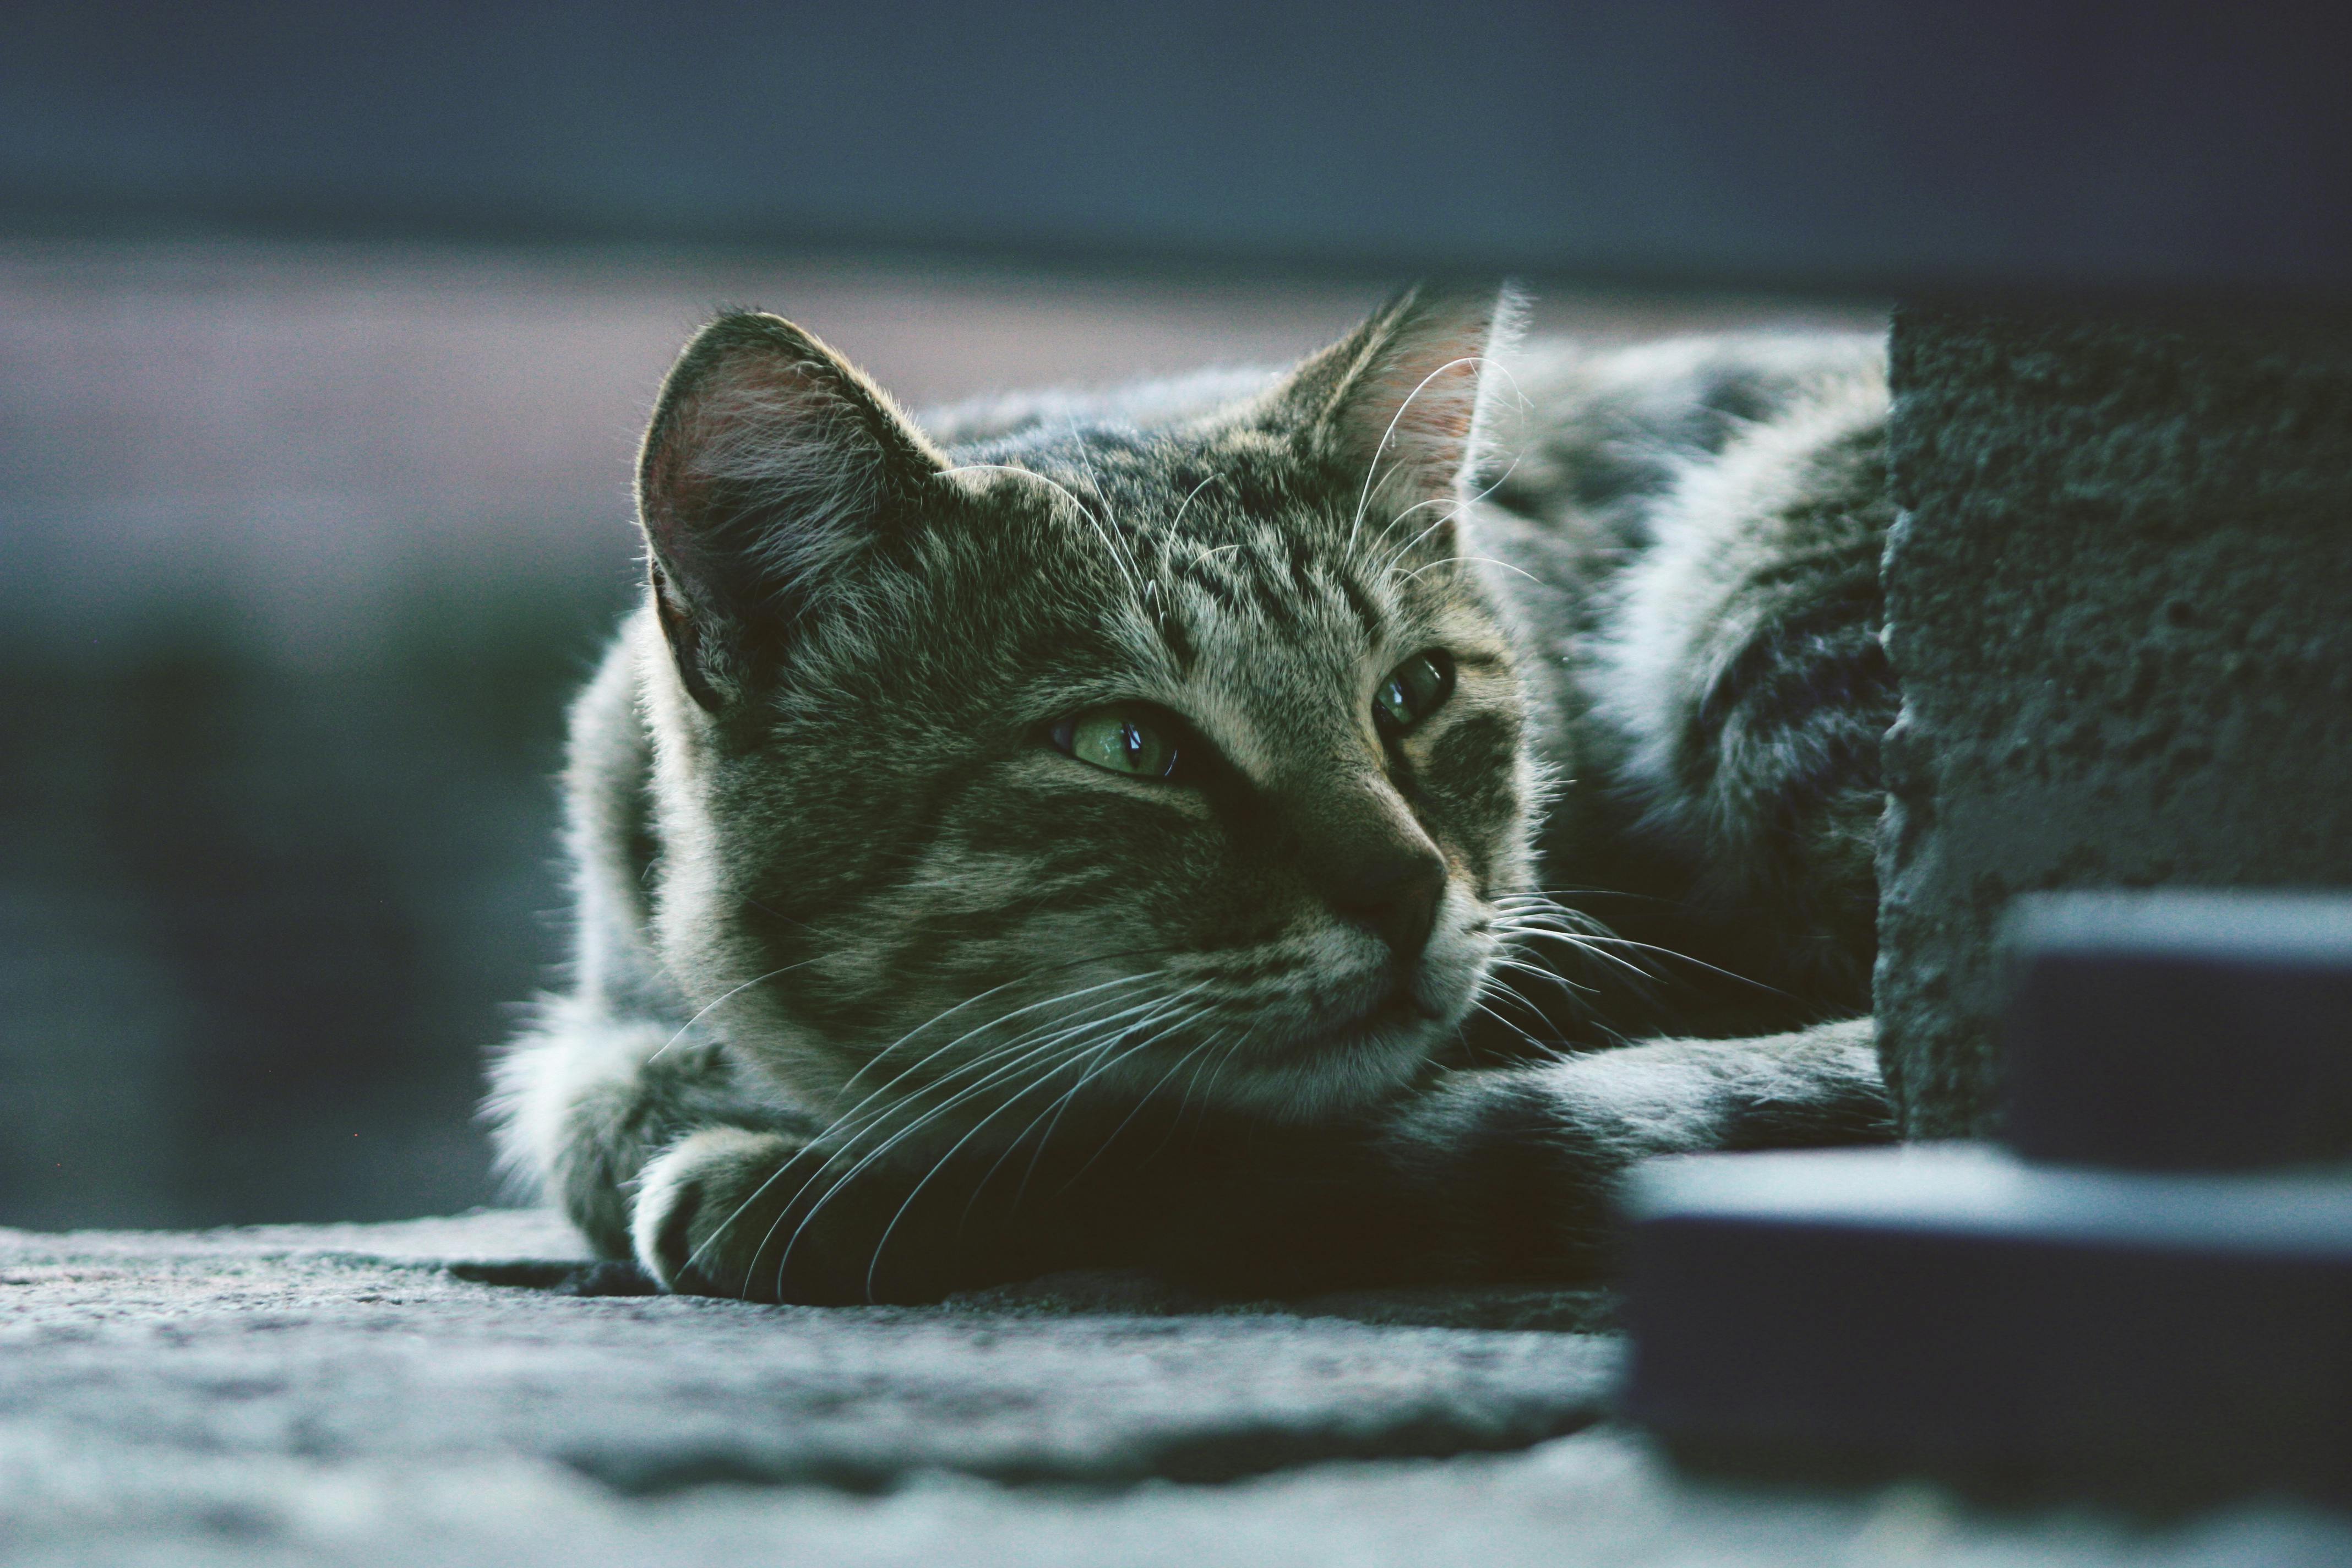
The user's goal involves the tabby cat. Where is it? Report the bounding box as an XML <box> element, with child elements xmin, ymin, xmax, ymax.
<box><xmin>491</xmin><ymin>286</ymin><xmax>1896</xmax><ymax>1303</ymax></box>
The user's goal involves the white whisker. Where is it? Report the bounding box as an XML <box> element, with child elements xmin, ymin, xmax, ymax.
<box><xmin>1396</xmin><ymin>552</ymin><xmax>1540</xmax><ymax>586</ymax></box>
<box><xmin>944</xmin><ymin>462</ymin><xmax>1145</xmax><ymax>602</ymax></box>
<box><xmin>678</xmin><ymin>973</ymin><xmax>1167</xmax><ymax>1285</ymax></box>
<box><xmin>768</xmin><ymin>983</ymin><xmax>1188</xmax><ymax>1289</ymax></box>
<box><xmin>1346</xmin><ymin>353</ymin><xmax>1490</xmax><ymax>554</ymax></box>
<box><xmin>649</xmin><ymin>958</ymin><xmax>822</xmax><ymax>1061</ymax></box>
<box><xmin>860</xmin><ymin>990</ymin><xmax>1209</xmax><ymax>1297</ymax></box>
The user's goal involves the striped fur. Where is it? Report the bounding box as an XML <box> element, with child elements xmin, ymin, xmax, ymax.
<box><xmin>489</xmin><ymin>290</ymin><xmax>1896</xmax><ymax>1302</ymax></box>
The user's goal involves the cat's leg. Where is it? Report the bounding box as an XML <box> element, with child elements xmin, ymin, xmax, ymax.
<box><xmin>631</xmin><ymin>1020</ymin><xmax>1893</xmax><ymax>1300</ymax></box>
<box><xmin>600</xmin><ymin>1019</ymin><xmax>1892</xmax><ymax>1302</ymax></box>
<box><xmin>494</xmin><ymin>1008</ymin><xmax>890</xmax><ymax>1300</ymax></box>
<box><xmin>965</xmin><ymin>1017</ymin><xmax>1893</xmax><ymax>1299</ymax></box>
<box><xmin>1371</xmin><ymin>1016</ymin><xmax>1893</xmax><ymax>1279</ymax></box>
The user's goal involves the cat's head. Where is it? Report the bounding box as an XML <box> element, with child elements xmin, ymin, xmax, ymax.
<box><xmin>630</xmin><ymin>286</ymin><xmax>1540</xmax><ymax>1130</ymax></box>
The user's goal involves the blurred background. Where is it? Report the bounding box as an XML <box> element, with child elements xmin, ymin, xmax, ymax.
<box><xmin>3</xmin><ymin>4</ymin><xmax>2343</xmax><ymax>1228</ymax></box>
<box><xmin>0</xmin><ymin>243</ymin><xmax>1880</xmax><ymax>1228</ymax></box>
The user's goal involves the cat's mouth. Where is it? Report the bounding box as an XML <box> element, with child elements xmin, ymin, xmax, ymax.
<box><xmin>1374</xmin><ymin>979</ymin><xmax>1447</xmax><ymax>1026</ymax></box>
<box><xmin>1278</xmin><ymin>971</ymin><xmax>1456</xmax><ymax>1063</ymax></box>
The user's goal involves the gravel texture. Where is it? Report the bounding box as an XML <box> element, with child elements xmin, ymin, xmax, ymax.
<box><xmin>4</xmin><ymin>1210</ymin><xmax>2347</xmax><ymax>1565</ymax></box>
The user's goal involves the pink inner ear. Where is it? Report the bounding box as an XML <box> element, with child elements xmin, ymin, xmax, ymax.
<box><xmin>1370</xmin><ymin>350</ymin><xmax>1482</xmax><ymax>457</ymax></box>
<box><xmin>639</xmin><ymin>425</ymin><xmax>715</xmax><ymax>603</ymax></box>
<box><xmin>672</xmin><ymin>352</ymin><xmax>856</xmax><ymax>495</ymax></box>
<box><xmin>1339</xmin><ymin>308</ymin><xmax>1498</xmax><ymax>503</ymax></box>
<box><xmin>639</xmin><ymin>341</ymin><xmax>888</xmax><ymax>612</ymax></box>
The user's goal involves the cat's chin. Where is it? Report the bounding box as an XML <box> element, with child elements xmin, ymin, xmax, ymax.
<box><xmin>1221</xmin><ymin>993</ymin><xmax>1461</xmax><ymax>1122</ymax></box>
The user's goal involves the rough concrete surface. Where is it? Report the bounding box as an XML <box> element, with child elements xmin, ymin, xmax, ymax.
<box><xmin>1877</xmin><ymin>306</ymin><xmax>2352</xmax><ymax>1137</ymax></box>
<box><xmin>4</xmin><ymin>1211</ymin><xmax>2347</xmax><ymax>1566</ymax></box>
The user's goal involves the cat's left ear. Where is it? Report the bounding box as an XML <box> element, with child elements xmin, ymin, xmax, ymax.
<box><xmin>636</xmin><ymin>311</ymin><xmax>948</xmax><ymax>712</ymax></box>
<box><xmin>1270</xmin><ymin>284</ymin><xmax>1525</xmax><ymax>536</ymax></box>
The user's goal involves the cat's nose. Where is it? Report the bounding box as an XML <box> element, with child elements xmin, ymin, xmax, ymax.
<box><xmin>1326</xmin><ymin>845</ymin><xmax>1446</xmax><ymax>967</ymax></box>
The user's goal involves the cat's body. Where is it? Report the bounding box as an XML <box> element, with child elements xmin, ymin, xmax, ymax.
<box><xmin>493</xmin><ymin>290</ymin><xmax>1896</xmax><ymax>1302</ymax></box>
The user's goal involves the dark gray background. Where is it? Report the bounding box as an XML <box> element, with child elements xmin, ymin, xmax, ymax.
<box><xmin>3</xmin><ymin>4</ymin><xmax>2340</xmax><ymax>1227</ymax></box>
<box><xmin>0</xmin><ymin>244</ymin><xmax>1875</xmax><ymax>1228</ymax></box>
<box><xmin>8</xmin><ymin>3</ymin><xmax>2348</xmax><ymax>300</ymax></box>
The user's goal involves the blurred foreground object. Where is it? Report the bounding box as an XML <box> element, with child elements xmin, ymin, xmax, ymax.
<box><xmin>1625</xmin><ymin>894</ymin><xmax>2352</xmax><ymax>1501</ymax></box>
<box><xmin>2005</xmin><ymin>893</ymin><xmax>2352</xmax><ymax>1171</ymax></box>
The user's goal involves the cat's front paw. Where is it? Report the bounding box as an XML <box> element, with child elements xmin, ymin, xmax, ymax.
<box><xmin>633</xmin><ymin>1127</ymin><xmax>802</xmax><ymax>1300</ymax></box>
<box><xmin>632</xmin><ymin>1126</ymin><xmax>905</xmax><ymax>1303</ymax></box>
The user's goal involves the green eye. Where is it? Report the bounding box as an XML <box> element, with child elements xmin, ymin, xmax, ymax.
<box><xmin>1374</xmin><ymin>650</ymin><xmax>1456</xmax><ymax>733</ymax></box>
<box><xmin>1049</xmin><ymin>705</ymin><xmax>1180</xmax><ymax>780</ymax></box>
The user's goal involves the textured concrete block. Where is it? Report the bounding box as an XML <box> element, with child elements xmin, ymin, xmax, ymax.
<box><xmin>1878</xmin><ymin>307</ymin><xmax>2352</xmax><ymax>1136</ymax></box>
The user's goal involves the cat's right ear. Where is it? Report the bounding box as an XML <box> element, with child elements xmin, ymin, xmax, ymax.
<box><xmin>1265</xmin><ymin>284</ymin><xmax>1523</xmax><ymax>540</ymax></box>
<box><xmin>635</xmin><ymin>311</ymin><xmax>946</xmax><ymax>712</ymax></box>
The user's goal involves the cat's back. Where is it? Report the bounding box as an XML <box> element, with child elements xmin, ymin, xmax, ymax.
<box><xmin>1477</xmin><ymin>329</ymin><xmax>1894</xmax><ymax>1027</ymax></box>
<box><xmin>1479</xmin><ymin>329</ymin><xmax>1887</xmax><ymax>604</ymax></box>
<box><xmin>1504</xmin><ymin>330</ymin><xmax>1884</xmax><ymax>496</ymax></box>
